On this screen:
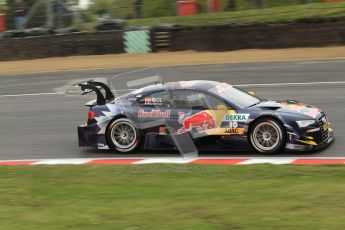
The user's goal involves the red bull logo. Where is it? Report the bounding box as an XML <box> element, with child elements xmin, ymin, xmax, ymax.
<box><xmin>177</xmin><ymin>111</ymin><xmax>216</xmax><ymax>134</ymax></box>
<box><xmin>138</xmin><ymin>109</ymin><xmax>171</xmax><ymax>118</ymax></box>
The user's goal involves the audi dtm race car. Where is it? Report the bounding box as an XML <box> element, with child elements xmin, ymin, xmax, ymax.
<box><xmin>68</xmin><ymin>77</ymin><xmax>334</xmax><ymax>154</ymax></box>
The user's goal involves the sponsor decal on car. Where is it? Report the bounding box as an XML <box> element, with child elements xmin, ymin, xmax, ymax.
<box><xmin>285</xmin><ymin>104</ymin><xmax>321</xmax><ymax>119</ymax></box>
<box><xmin>177</xmin><ymin>111</ymin><xmax>216</xmax><ymax>134</ymax></box>
<box><xmin>176</xmin><ymin>110</ymin><xmax>246</xmax><ymax>136</ymax></box>
<box><xmin>142</xmin><ymin>97</ymin><xmax>163</xmax><ymax>106</ymax></box>
<box><xmin>206</xmin><ymin>127</ymin><xmax>245</xmax><ymax>135</ymax></box>
<box><xmin>224</xmin><ymin>114</ymin><xmax>250</xmax><ymax>122</ymax></box>
<box><xmin>222</xmin><ymin>113</ymin><xmax>249</xmax><ymax>133</ymax></box>
<box><xmin>211</xmin><ymin>82</ymin><xmax>232</xmax><ymax>93</ymax></box>
<box><xmin>304</xmin><ymin>109</ymin><xmax>321</xmax><ymax>119</ymax></box>
<box><xmin>137</xmin><ymin>109</ymin><xmax>171</xmax><ymax>118</ymax></box>
<box><xmin>306</xmin><ymin>127</ymin><xmax>320</xmax><ymax>133</ymax></box>
<box><xmin>224</xmin><ymin>128</ymin><xmax>243</xmax><ymax>134</ymax></box>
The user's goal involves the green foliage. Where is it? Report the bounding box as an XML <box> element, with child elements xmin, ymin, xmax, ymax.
<box><xmin>89</xmin><ymin>0</ymin><xmax>324</xmax><ymax>19</ymax></box>
<box><xmin>128</xmin><ymin>2</ymin><xmax>345</xmax><ymax>27</ymax></box>
<box><xmin>89</xmin><ymin>0</ymin><xmax>133</xmax><ymax>19</ymax></box>
<box><xmin>0</xmin><ymin>5</ymin><xmax>6</xmax><ymax>14</ymax></box>
<box><xmin>142</xmin><ymin>0</ymin><xmax>177</xmax><ymax>17</ymax></box>
<box><xmin>0</xmin><ymin>0</ymin><xmax>6</xmax><ymax>13</ymax></box>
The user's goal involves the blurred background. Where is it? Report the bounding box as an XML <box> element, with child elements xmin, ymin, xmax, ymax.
<box><xmin>1</xmin><ymin>0</ymin><xmax>345</xmax><ymax>60</ymax></box>
<box><xmin>1</xmin><ymin>0</ymin><xmax>345</xmax><ymax>31</ymax></box>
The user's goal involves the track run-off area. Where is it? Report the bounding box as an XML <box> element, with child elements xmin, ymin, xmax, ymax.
<box><xmin>0</xmin><ymin>59</ymin><xmax>344</xmax><ymax>162</ymax></box>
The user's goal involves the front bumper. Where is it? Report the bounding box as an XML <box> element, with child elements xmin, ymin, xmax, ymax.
<box><xmin>285</xmin><ymin>128</ymin><xmax>334</xmax><ymax>151</ymax></box>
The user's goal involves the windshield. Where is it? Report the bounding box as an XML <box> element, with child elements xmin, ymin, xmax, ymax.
<box><xmin>209</xmin><ymin>83</ymin><xmax>261</xmax><ymax>109</ymax></box>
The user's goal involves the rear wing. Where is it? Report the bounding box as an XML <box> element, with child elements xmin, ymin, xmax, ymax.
<box><xmin>64</xmin><ymin>79</ymin><xmax>114</xmax><ymax>105</ymax></box>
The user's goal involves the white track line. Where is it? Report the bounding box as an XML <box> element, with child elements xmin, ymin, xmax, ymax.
<box><xmin>0</xmin><ymin>92</ymin><xmax>63</xmax><ymax>98</ymax></box>
<box><xmin>235</xmin><ymin>81</ymin><xmax>345</xmax><ymax>87</ymax></box>
<box><xmin>1</xmin><ymin>81</ymin><xmax>345</xmax><ymax>98</ymax></box>
<box><xmin>134</xmin><ymin>158</ymin><xmax>195</xmax><ymax>164</ymax></box>
<box><xmin>238</xmin><ymin>158</ymin><xmax>297</xmax><ymax>165</ymax></box>
<box><xmin>1</xmin><ymin>157</ymin><xmax>345</xmax><ymax>163</ymax></box>
<box><xmin>0</xmin><ymin>157</ymin><xmax>345</xmax><ymax>165</ymax></box>
<box><xmin>31</xmin><ymin>158</ymin><xmax>91</xmax><ymax>165</ymax></box>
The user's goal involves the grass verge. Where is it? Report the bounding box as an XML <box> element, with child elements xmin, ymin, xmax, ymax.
<box><xmin>128</xmin><ymin>2</ymin><xmax>345</xmax><ymax>27</ymax></box>
<box><xmin>1</xmin><ymin>164</ymin><xmax>345</xmax><ymax>229</ymax></box>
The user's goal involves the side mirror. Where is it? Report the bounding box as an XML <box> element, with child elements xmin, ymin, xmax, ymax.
<box><xmin>248</xmin><ymin>91</ymin><xmax>255</xmax><ymax>96</ymax></box>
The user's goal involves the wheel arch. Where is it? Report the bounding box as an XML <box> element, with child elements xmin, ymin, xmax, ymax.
<box><xmin>105</xmin><ymin>111</ymin><xmax>139</xmax><ymax>132</ymax></box>
<box><xmin>247</xmin><ymin>114</ymin><xmax>287</xmax><ymax>153</ymax></box>
<box><xmin>105</xmin><ymin>114</ymin><xmax>142</xmax><ymax>152</ymax></box>
<box><xmin>247</xmin><ymin>114</ymin><xmax>287</xmax><ymax>141</ymax></box>
<box><xmin>106</xmin><ymin>114</ymin><xmax>127</xmax><ymax>131</ymax></box>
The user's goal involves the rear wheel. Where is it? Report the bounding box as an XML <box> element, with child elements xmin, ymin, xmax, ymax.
<box><xmin>249</xmin><ymin>118</ymin><xmax>285</xmax><ymax>154</ymax></box>
<box><xmin>106</xmin><ymin>118</ymin><xmax>140</xmax><ymax>152</ymax></box>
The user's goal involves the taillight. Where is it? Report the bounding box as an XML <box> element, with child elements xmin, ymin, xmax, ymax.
<box><xmin>88</xmin><ymin>111</ymin><xmax>95</xmax><ymax>121</ymax></box>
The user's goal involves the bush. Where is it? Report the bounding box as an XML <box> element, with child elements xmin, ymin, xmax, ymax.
<box><xmin>88</xmin><ymin>0</ymin><xmax>133</xmax><ymax>19</ymax></box>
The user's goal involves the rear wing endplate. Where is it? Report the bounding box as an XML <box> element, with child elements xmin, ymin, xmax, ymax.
<box><xmin>64</xmin><ymin>78</ymin><xmax>114</xmax><ymax>105</ymax></box>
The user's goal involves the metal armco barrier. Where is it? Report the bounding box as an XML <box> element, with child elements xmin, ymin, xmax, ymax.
<box><xmin>124</xmin><ymin>30</ymin><xmax>152</xmax><ymax>54</ymax></box>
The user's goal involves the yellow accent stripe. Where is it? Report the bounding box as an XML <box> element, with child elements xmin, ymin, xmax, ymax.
<box><xmin>297</xmin><ymin>140</ymin><xmax>318</xmax><ymax>146</ymax></box>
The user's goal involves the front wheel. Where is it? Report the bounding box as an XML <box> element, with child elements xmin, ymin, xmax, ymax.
<box><xmin>249</xmin><ymin>118</ymin><xmax>285</xmax><ymax>154</ymax></box>
<box><xmin>106</xmin><ymin>118</ymin><xmax>141</xmax><ymax>153</ymax></box>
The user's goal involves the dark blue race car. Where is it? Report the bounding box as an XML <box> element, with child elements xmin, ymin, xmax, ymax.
<box><xmin>74</xmin><ymin>79</ymin><xmax>333</xmax><ymax>154</ymax></box>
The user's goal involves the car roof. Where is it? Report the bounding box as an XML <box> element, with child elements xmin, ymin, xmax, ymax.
<box><xmin>137</xmin><ymin>80</ymin><xmax>222</xmax><ymax>95</ymax></box>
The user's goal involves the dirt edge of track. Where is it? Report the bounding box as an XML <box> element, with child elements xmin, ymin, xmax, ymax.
<box><xmin>2</xmin><ymin>46</ymin><xmax>345</xmax><ymax>75</ymax></box>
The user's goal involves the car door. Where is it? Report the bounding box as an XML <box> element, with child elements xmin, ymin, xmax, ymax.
<box><xmin>135</xmin><ymin>90</ymin><xmax>175</xmax><ymax>132</ymax></box>
<box><xmin>171</xmin><ymin>89</ymin><xmax>250</xmax><ymax>138</ymax></box>
<box><xmin>170</xmin><ymin>90</ymin><xmax>234</xmax><ymax>137</ymax></box>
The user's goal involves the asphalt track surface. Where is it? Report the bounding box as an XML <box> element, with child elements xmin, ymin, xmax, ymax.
<box><xmin>0</xmin><ymin>60</ymin><xmax>344</xmax><ymax>160</ymax></box>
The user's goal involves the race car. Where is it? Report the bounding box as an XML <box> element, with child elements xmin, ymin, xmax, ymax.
<box><xmin>73</xmin><ymin>79</ymin><xmax>334</xmax><ymax>154</ymax></box>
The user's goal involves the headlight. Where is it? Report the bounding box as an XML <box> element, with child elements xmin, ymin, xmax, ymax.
<box><xmin>296</xmin><ymin>120</ymin><xmax>316</xmax><ymax>128</ymax></box>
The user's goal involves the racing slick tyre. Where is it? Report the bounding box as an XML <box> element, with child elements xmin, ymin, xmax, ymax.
<box><xmin>106</xmin><ymin>118</ymin><xmax>141</xmax><ymax>153</ymax></box>
<box><xmin>249</xmin><ymin>118</ymin><xmax>286</xmax><ymax>154</ymax></box>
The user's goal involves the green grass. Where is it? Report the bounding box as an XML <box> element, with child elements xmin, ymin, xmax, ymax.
<box><xmin>1</xmin><ymin>165</ymin><xmax>345</xmax><ymax>229</ymax></box>
<box><xmin>128</xmin><ymin>2</ymin><xmax>345</xmax><ymax>27</ymax></box>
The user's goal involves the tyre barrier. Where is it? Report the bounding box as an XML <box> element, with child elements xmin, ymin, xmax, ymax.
<box><xmin>2</xmin><ymin>27</ymin><xmax>77</xmax><ymax>38</ymax></box>
<box><xmin>0</xmin><ymin>30</ymin><xmax>124</xmax><ymax>61</ymax></box>
<box><xmin>2</xmin><ymin>18</ymin><xmax>345</xmax><ymax>60</ymax></box>
<box><xmin>150</xmin><ymin>24</ymin><xmax>184</xmax><ymax>52</ymax></box>
<box><xmin>96</xmin><ymin>19</ymin><xmax>126</xmax><ymax>31</ymax></box>
<box><xmin>153</xmin><ymin>31</ymin><xmax>171</xmax><ymax>50</ymax></box>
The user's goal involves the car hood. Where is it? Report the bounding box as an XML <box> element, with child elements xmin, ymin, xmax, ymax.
<box><xmin>252</xmin><ymin>100</ymin><xmax>322</xmax><ymax>119</ymax></box>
